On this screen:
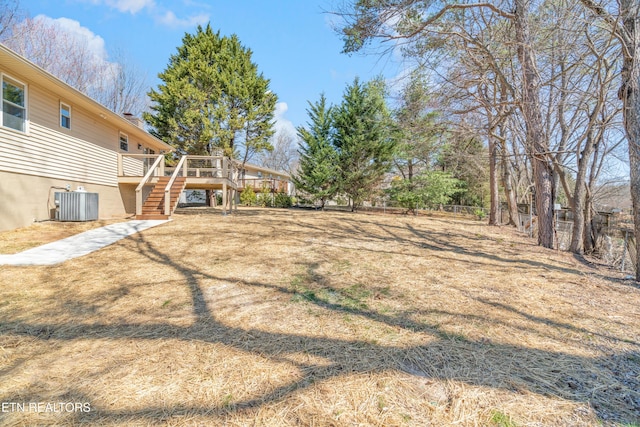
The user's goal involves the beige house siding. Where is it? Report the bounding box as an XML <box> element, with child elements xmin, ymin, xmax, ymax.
<box><xmin>0</xmin><ymin>171</ymin><xmax>131</xmax><ymax>231</ymax></box>
<box><xmin>241</xmin><ymin>164</ymin><xmax>292</xmax><ymax>194</ymax></box>
<box><xmin>121</xmin><ymin>156</ymin><xmax>145</xmax><ymax>177</ymax></box>
<box><xmin>0</xmin><ymin>81</ymin><xmax>149</xmax><ymax>186</ymax></box>
<box><xmin>0</xmin><ymin>44</ymin><xmax>171</xmax><ymax>231</ymax></box>
<box><xmin>0</xmin><ymin>122</ymin><xmax>120</xmax><ymax>186</ymax></box>
<box><xmin>242</xmin><ymin>165</ymin><xmax>289</xmax><ymax>181</ymax></box>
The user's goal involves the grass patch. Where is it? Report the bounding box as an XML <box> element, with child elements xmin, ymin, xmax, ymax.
<box><xmin>290</xmin><ymin>281</ymin><xmax>370</xmax><ymax>311</ymax></box>
<box><xmin>0</xmin><ymin>208</ymin><xmax>638</xmax><ymax>426</ymax></box>
<box><xmin>490</xmin><ymin>410</ymin><xmax>517</xmax><ymax>427</ymax></box>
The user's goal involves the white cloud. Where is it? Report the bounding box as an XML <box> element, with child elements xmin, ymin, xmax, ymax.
<box><xmin>155</xmin><ymin>10</ymin><xmax>210</xmax><ymax>28</ymax></box>
<box><xmin>78</xmin><ymin>0</ymin><xmax>208</xmax><ymax>28</ymax></box>
<box><xmin>106</xmin><ymin>0</ymin><xmax>155</xmax><ymax>14</ymax></box>
<box><xmin>83</xmin><ymin>0</ymin><xmax>155</xmax><ymax>14</ymax></box>
<box><xmin>34</xmin><ymin>15</ymin><xmax>108</xmax><ymax>61</ymax></box>
<box><xmin>273</xmin><ymin>102</ymin><xmax>297</xmax><ymax>137</ymax></box>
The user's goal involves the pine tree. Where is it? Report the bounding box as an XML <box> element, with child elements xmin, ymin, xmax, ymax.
<box><xmin>292</xmin><ymin>94</ymin><xmax>339</xmax><ymax>209</ymax></box>
<box><xmin>394</xmin><ymin>71</ymin><xmax>442</xmax><ymax>182</ymax></box>
<box><xmin>144</xmin><ymin>24</ymin><xmax>276</xmax><ymax>159</ymax></box>
<box><xmin>333</xmin><ymin>78</ymin><xmax>395</xmax><ymax>211</ymax></box>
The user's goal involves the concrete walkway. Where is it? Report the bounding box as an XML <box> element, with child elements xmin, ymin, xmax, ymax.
<box><xmin>0</xmin><ymin>220</ymin><xmax>168</xmax><ymax>266</ymax></box>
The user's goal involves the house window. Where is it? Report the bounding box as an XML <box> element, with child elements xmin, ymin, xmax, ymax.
<box><xmin>60</xmin><ymin>102</ymin><xmax>71</xmax><ymax>129</ymax></box>
<box><xmin>2</xmin><ymin>75</ymin><xmax>26</xmax><ymax>132</ymax></box>
<box><xmin>119</xmin><ymin>133</ymin><xmax>128</xmax><ymax>151</ymax></box>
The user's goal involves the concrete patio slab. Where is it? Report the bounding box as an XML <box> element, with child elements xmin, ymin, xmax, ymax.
<box><xmin>0</xmin><ymin>220</ymin><xmax>168</xmax><ymax>266</ymax></box>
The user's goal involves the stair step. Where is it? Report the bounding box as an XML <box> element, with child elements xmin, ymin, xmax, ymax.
<box><xmin>148</xmin><ymin>190</ymin><xmax>182</xmax><ymax>195</ymax></box>
<box><xmin>136</xmin><ymin>214</ymin><xmax>169</xmax><ymax>220</ymax></box>
<box><xmin>138</xmin><ymin>174</ymin><xmax>187</xmax><ymax>219</ymax></box>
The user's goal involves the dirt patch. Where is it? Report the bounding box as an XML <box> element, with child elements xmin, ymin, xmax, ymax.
<box><xmin>0</xmin><ymin>208</ymin><xmax>638</xmax><ymax>426</ymax></box>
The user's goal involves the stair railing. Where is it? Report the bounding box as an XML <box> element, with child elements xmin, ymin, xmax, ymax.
<box><xmin>135</xmin><ymin>155</ymin><xmax>165</xmax><ymax>216</ymax></box>
<box><xmin>164</xmin><ymin>155</ymin><xmax>188</xmax><ymax>215</ymax></box>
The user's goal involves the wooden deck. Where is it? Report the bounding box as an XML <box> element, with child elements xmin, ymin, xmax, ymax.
<box><xmin>117</xmin><ymin>154</ymin><xmax>241</xmax><ymax>218</ymax></box>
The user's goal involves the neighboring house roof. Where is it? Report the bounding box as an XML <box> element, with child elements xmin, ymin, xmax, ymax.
<box><xmin>241</xmin><ymin>162</ymin><xmax>291</xmax><ymax>179</ymax></box>
<box><xmin>0</xmin><ymin>43</ymin><xmax>172</xmax><ymax>153</ymax></box>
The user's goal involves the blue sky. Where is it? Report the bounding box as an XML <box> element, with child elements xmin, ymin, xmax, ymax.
<box><xmin>17</xmin><ymin>0</ymin><xmax>402</xmax><ymax>135</ymax></box>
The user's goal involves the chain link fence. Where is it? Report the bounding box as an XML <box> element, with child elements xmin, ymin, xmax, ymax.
<box><xmin>544</xmin><ymin>216</ymin><xmax>636</xmax><ymax>275</ymax></box>
<box><xmin>303</xmin><ymin>200</ymin><xmax>636</xmax><ymax>275</ymax></box>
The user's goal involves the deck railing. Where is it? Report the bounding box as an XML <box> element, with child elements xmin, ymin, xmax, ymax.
<box><xmin>123</xmin><ymin>153</ymin><xmax>288</xmax><ymax>214</ymax></box>
<box><xmin>118</xmin><ymin>153</ymin><xmax>165</xmax><ymax>177</ymax></box>
<box><xmin>241</xmin><ymin>178</ymin><xmax>288</xmax><ymax>193</ymax></box>
<box><xmin>164</xmin><ymin>156</ymin><xmax>188</xmax><ymax>215</ymax></box>
<box><xmin>164</xmin><ymin>155</ymin><xmax>238</xmax><ymax>182</ymax></box>
<box><xmin>134</xmin><ymin>155</ymin><xmax>165</xmax><ymax>216</ymax></box>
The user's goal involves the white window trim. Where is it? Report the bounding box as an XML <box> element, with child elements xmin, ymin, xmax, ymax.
<box><xmin>1</xmin><ymin>73</ymin><xmax>28</xmax><ymax>134</ymax></box>
<box><xmin>60</xmin><ymin>101</ymin><xmax>71</xmax><ymax>130</ymax></box>
<box><xmin>119</xmin><ymin>132</ymin><xmax>129</xmax><ymax>152</ymax></box>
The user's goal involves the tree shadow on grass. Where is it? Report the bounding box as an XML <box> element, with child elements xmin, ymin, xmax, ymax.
<box><xmin>0</xmin><ymin>219</ymin><xmax>638</xmax><ymax>425</ymax></box>
<box><xmin>231</xmin><ymin>210</ymin><xmax>609</xmax><ymax>281</ymax></box>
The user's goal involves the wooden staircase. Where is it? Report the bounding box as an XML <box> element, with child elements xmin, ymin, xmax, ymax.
<box><xmin>136</xmin><ymin>176</ymin><xmax>186</xmax><ymax>220</ymax></box>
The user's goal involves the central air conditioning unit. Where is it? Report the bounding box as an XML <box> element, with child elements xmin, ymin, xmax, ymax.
<box><xmin>54</xmin><ymin>192</ymin><xmax>99</xmax><ymax>222</ymax></box>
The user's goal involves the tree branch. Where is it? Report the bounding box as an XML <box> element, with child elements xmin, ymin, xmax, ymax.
<box><xmin>577</xmin><ymin>0</ymin><xmax>632</xmax><ymax>56</ymax></box>
<box><xmin>391</xmin><ymin>2</ymin><xmax>515</xmax><ymax>41</ymax></box>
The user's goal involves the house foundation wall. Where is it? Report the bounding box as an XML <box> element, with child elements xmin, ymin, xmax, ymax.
<box><xmin>0</xmin><ymin>171</ymin><xmax>134</xmax><ymax>231</ymax></box>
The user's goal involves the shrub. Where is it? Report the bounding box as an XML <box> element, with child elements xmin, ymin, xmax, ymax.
<box><xmin>257</xmin><ymin>191</ymin><xmax>273</xmax><ymax>207</ymax></box>
<box><xmin>474</xmin><ymin>208</ymin><xmax>487</xmax><ymax>220</ymax></box>
<box><xmin>274</xmin><ymin>192</ymin><xmax>292</xmax><ymax>208</ymax></box>
<box><xmin>387</xmin><ymin>171</ymin><xmax>462</xmax><ymax>213</ymax></box>
<box><xmin>240</xmin><ymin>186</ymin><xmax>257</xmax><ymax>206</ymax></box>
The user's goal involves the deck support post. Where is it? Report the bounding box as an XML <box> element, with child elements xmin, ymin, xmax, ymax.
<box><xmin>222</xmin><ymin>182</ymin><xmax>227</xmax><ymax>214</ymax></box>
<box><xmin>234</xmin><ymin>189</ymin><xmax>238</xmax><ymax>212</ymax></box>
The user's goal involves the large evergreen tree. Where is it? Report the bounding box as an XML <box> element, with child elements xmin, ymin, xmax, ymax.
<box><xmin>333</xmin><ymin>78</ymin><xmax>395</xmax><ymax>211</ymax></box>
<box><xmin>438</xmin><ymin>136</ymin><xmax>489</xmax><ymax>207</ymax></box>
<box><xmin>144</xmin><ymin>24</ymin><xmax>276</xmax><ymax>159</ymax></box>
<box><xmin>293</xmin><ymin>95</ymin><xmax>339</xmax><ymax>209</ymax></box>
<box><xmin>393</xmin><ymin>71</ymin><xmax>443</xmax><ymax>182</ymax></box>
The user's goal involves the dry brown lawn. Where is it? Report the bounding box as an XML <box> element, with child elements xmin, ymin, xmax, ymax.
<box><xmin>0</xmin><ymin>208</ymin><xmax>638</xmax><ymax>426</ymax></box>
<box><xmin>0</xmin><ymin>218</ymin><xmax>129</xmax><ymax>254</ymax></box>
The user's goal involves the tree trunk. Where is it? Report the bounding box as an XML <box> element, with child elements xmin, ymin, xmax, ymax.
<box><xmin>497</xmin><ymin>85</ymin><xmax>518</xmax><ymax>227</ymax></box>
<box><xmin>570</xmin><ymin>182</ymin><xmax>587</xmax><ymax>254</ymax></box>
<box><xmin>514</xmin><ymin>0</ymin><xmax>555</xmax><ymax>248</ymax></box>
<box><xmin>489</xmin><ymin>136</ymin><xmax>500</xmax><ymax>226</ymax></box>
<box><xmin>501</xmin><ymin>141</ymin><xmax>520</xmax><ymax>227</ymax></box>
<box><xmin>408</xmin><ymin>159</ymin><xmax>414</xmax><ymax>182</ymax></box>
<box><xmin>617</xmin><ymin>0</ymin><xmax>640</xmax><ymax>279</ymax></box>
<box><xmin>570</xmin><ymin>132</ymin><xmax>596</xmax><ymax>253</ymax></box>
<box><xmin>625</xmin><ymin>82</ymin><xmax>640</xmax><ymax>278</ymax></box>
<box><xmin>583</xmin><ymin>200</ymin><xmax>595</xmax><ymax>252</ymax></box>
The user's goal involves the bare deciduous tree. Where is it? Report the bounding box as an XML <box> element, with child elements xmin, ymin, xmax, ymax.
<box><xmin>1</xmin><ymin>15</ymin><xmax>148</xmax><ymax>116</ymax></box>
<box><xmin>257</xmin><ymin>130</ymin><xmax>299</xmax><ymax>174</ymax></box>
<box><xmin>577</xmin><ymin>0</ymin><xmax>640</xmax><ymax>277</ymax></box>
<box><xmin>92</xmin><ymin>47</ymin><xmax>149</xmax><ymax>116</ymax></box>
<box><xmin>0</xmin><ymin>0</ymin><xmax>22</xmax><ymax>39</ymax></box>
